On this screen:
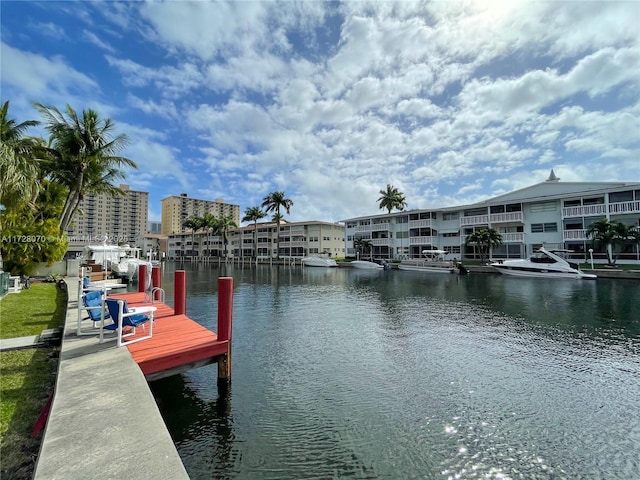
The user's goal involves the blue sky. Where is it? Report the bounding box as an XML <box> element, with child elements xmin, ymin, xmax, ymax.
<box><xmin>2</xmin><ymin>1</ymin><xmax>639</xmax><ymax>224</ymax></box>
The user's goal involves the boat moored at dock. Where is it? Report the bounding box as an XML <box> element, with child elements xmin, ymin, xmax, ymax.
<box><xmin>350</xmin><ymin>260</ymin><xmax>385</xmax><ymax>269</ymax></box>
<box><xmin>491</xmin><ymin>248</ymin><xmax>597</xmax><ymax>279</ymax></box>
<box><xmin>302</xmin><ymin>256</ymin><xmax>338</xmax><ymax>267</ymax></box>
<box><xmin>398</xmin><ymin>249</ymin><xmax>456</xmax><ymax>274</ymax></box>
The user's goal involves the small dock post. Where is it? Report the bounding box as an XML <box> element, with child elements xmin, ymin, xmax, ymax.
<box><xmin>152</xmin><ymin>266</ymin><xmax>161</xmax><ymax>288</ymax></box>
<box><xmin>174</xmin><ymin>270</ymin><xmax>186</xmax><ymax>315</ymax></box>
<box><xmin>152</xmin><ymin>266</ymin><xmax>162</xmax><ymax>300</ymax></box>
<box><xmin>138</xmin><ymin>263</ymin><xmax>148</xmax><ymax>293</ymax></box>
<box><xmin>217</xmin><ymin>277</ymin><xmax>234</xmax><ymax>386</ymax></box>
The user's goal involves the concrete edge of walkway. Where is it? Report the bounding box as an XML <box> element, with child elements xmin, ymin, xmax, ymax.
<box><xmin>33</xmin><ymin>277</ymin><xmax>190</xmax><ymax>480</ymax></box>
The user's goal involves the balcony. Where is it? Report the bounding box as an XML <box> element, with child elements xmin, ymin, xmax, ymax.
<box><xmin>461</xmin><ymin>233</ymin><xmax>524</xmax><ymax>244</ymax></box>
<box><xmin>370</xmin><ymin>223</ymin><xmax>390</xmax><ymax>231</ymax></box>
<box><xmin>460</xmin><ymin>215</ymin><xmax>489</xmax><ymax>226</ymax></box>
<box><xmin>563</xmin><ymin>229</ymin><xmax>588</xmax><ymax>241</ymax></box>
<box><xmin>409</xmin><ymin>236</ymin><xmax>435</xmax><ymax>245</ymax></box>
<box><xmin>609</xmin><ymin>200</ymin><xmax>640</xmax><ymax>215</ymax></box>
<box><xmin>562</xmin><ymin>204</ymin><xmax>606</xmax><ymax>217</ymax></box>
<box><xmin>490</xmin><ymin>212</ymin><xmax>523</xmax><ymax>224</ymax></box>
<box><xmin>408</xmin><ymin>219</ymin><xmax>431</xmax><ymax>228</ymax></box>
<box><xmin>562</xmin><ymin>201</ymin><xmax>640</xmax><ymax>218</ymax></box>
<box><xmin>500</xmin><ymin>233</ymin><xmax>525</xmax><ymax>243</ymax></box>
<box><xmin>371</xmin><ymin>238</ymin><xmax>390</xmax><ymax>246</ymax></box>
<box><xmin>279</xmin><ymin>241</ymin><xmax>306</xmax><ymax>247</ymax></box>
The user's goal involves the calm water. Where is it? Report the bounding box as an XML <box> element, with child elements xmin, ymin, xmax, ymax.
<box><xmin>149</xmin><ymin>262</ymin><xmax>640</xmax><ymax>480</ymax></box>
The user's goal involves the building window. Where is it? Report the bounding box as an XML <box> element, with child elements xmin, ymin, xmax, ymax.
<box><xmin>530</xmin><ymin>202</ymin><xmax>557</xmax><ymax>213</ymax></box>
<box><xmin>531</xmin><ymin>223</ymin><xmax>558</xmax><ymax>233</ymax></box>
<box><xmin>464</xmin><ymin>207</ymin><xmax>487</xmax><ymax>216</ymax></box>
<box><xmin>442</xmin><ymin>212</ymin><xmax>459</xmax><ymax>221</ymax></box>
<box><xmin>609</xmin><ymin>191</ymin><xmax>633</xmax><ymax>203</ymax></box>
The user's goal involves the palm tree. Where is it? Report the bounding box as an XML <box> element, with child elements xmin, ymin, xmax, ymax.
<box><xmin>587</xmin><ymin>218</ymin><xmax>636</xmax><ymax>265</ymax></box>
<box><xmin>261</xmin><ymin>191</ymin><xmax>293</xmax><ymax>259</ymax></box>
<box><xmin>217</xmin><ymin>215</ymin><xmax>238</xmax><ymax>258</ymax></box>
<box><xmin>378</xmin><ymin>184</ymin><xmax>407</xmax><ymax>214</ymax></box>
<box><xmin>182</xmin><ymin>216</ymin><xmax>204</xmax><ymax>257</ymax></box>
<box><xmin>35</xmin><ymin>103</ymin><xmax>137</xmax><ymax>232</ymax></box>
<box><xmin>200</xmin><ymin>212</ymin><xmax>219</xmax><ymax>257</ymax></box>
<box><xmin>242</xmin><ymin>206</ymin><xmax>267</xmax><ymax>258</ymax></box>
<box><xmin>353</xmin><ymin>237</ymin><xmax>373</xmax><ymax>260</ymax></box>
<box><xmin>465</xmin><ymin>227</ymin><xmax>503</xmax><ymax>264</ymax></box>
<box><xmin>0</xmin><ymin>101</ymin><xmax>42</xmax><ymax>209</ymax></box>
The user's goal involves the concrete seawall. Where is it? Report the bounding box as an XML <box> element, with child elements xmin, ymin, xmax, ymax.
<box><xmin>33</xmin><ymin>278</ymin><xmax>189</xmax><ymax>480</ymax></box>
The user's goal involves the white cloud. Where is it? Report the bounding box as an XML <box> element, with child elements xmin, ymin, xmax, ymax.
<box><xmin>105</xmin><ymin>55</ymin><xmax>203</xmax><ymax>99</ymax></box>
<box><xmin>3</xmin><ymin>1</ymin><xmax>638</xmax><ymax>224</ymax></box>
<box><xmin>82</xmin><ymin>30</ymin><xmax>117</xmax><ymax>54</ymax></box>
<box><xmin>1</xmin><ymin>42</ymin><xmax>98</xmax><ymax>99</ymax></box>
<box><xmin>120</xmin><ymin>123</ymin><xmax>192</xmax><ymax>190</ymax></box>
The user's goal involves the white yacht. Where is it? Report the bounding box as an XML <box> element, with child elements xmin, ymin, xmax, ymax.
<box><xmin>350</xmin><ymin>260</ymin><xmax>384</xmax><ymax>269</ymax></box>
<box><xmin>491</xmin><ymin>248</ymin><xmax>597</xmax><ymax>279</ymax></box>
<box><xmin>302</xmin><ymin>256</ymin><xmax>338</xmax><ymax>267</ymax></box>
<box><xmin>83</xmin><ymin>243</ymin><xmax>145</xmax><ymax>280</ymax></box>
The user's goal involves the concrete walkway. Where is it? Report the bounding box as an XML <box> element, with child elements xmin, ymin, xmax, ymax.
<box><xmin>0</xmin><ymin>329</ymin><xmax>62</xmax><ymax>351</ymax></box>
<box><xmin>33</xmin><ymin>277</ymin><xmax>189</xmax><ymax>479</ymax></box>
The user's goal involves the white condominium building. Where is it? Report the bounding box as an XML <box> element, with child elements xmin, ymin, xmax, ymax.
<box><xmin>343</xmin><ymin>173</ymin><xmax>640</xmax><ymax>262</ymax></box>
<box><xmin>161</xmin><ymin>193</ymin><xmax>240</xmax><ymax>235</ymax></box>
<box><xmin>66</xmin><ymin>184</ymin><xmax>148</xmax><ymax>245</ymax></box>
<box><xmin>167</xmin><ymin>220</ymin><xmax>345</xmax><ymax>259</ymax></box>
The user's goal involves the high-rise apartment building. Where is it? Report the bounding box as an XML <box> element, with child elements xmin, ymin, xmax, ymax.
<box><xmin>161</xmin><ymin>194</ymin><xmax>240</xmax><ymax>235</ymax></box>
<box><xmin>66</xmin><ymin>184</ymin><xmax>148</xmax><ymax>246</ymax></box>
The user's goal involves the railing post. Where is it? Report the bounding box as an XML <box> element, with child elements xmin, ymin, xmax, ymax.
<box><xmin>217</xmin><ymin>277</ymin><xmax>233</xmax><ymax>385</ymax></box>
<box><xmin>138</xmin><ymin>264</ymin><xmax>147</xmax><ymax>293</ymax></box>
<box><xmin>174</xmin><ymin>270</ymin><xmax>186</xmax><ymax>315</ymax></box>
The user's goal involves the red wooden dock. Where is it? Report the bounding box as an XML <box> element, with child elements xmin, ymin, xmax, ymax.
<box><xmin>108</xmin><ymin>291</ymin><xmax>230</xmax><ymax>381</ymax></box>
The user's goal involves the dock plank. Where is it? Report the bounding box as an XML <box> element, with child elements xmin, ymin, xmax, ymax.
<box><xmin>107</xmin><ymin>291</ymin><xmax>227</xmax><ymax>379</ymax></box>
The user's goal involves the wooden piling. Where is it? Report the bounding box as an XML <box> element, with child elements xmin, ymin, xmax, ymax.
<box><xmin>152</xmin><ymin>266</ymin><xmax>161</xmax><ymax>300</ymax></box>
<box><xmin>174</xmin><ymin>270</ymin><xmax>186</xmax><ymax>315</ymax></box>
<box><xmin>217</xmin><ymin>277</ymin><xmax>234</xmax><ymax>385</ymax></box>
<box><xmin>138</xmin><ymin>263</ymin><xmax>147</xmax><ymax>293</ymax></box>
<box><xmin>152</xmin><ymin>266</ymin><xmax>161</xmax><ymax>288</ymax></box>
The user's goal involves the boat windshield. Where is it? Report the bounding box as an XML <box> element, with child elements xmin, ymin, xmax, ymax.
<box><xmin>530</xmin><ymin>252</ymin><xmax>558</xmax><ymax>264</ymax></box>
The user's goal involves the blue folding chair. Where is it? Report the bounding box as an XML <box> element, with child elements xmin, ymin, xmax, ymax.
<box><xmin>77</xmin><ymin>289</ymin><xmax>110</xmax><ymax>337</ymax></box>
<box><xmin>104</xmin><ymin>298</ymin><xmax>155</xmax><ymax>347</ymax></box>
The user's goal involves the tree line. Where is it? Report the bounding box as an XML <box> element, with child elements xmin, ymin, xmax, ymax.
<box><xmin>1</xmin><ymin>101</ymin><xmax>136</xmax><ymax>275</ymax></box>
<box><xmin>181</xmin><ymin>190</ymin><xmax>294</xmax><ymax>259</ymax></box>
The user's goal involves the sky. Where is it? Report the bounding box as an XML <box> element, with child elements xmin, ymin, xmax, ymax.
<box><xmin>2</xmin><ymin>1</ymin><xmax>639</xmax><ymax>224</ymax></box>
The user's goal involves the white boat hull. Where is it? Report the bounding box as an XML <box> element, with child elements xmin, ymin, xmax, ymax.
<box><xmin>491</xmin><ymin>248</ymin><xmax>597</xmax><ymax>279</ymax></box>
<box><xmin>302</xmin><ymin>257</ymin><xmax>338</xmax><ymax>267</ymax></box>
<box><xmin>492</xmin><ymin>265</ymin><xmax>596</xmax><ymax>279</ymax></box>
<box><xmin>398</xmin><ymin>262</ymin><xmax>455</xmax><ymax>274</ymax></box>
<box><xmin>350</xmin><ymin>261</ymin><xmax>384</xmax><ymax>269</ymax></box>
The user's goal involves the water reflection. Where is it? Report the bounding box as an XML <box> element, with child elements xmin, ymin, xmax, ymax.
<box><xmin>150</xmin><ymin>372</ymin><xmax>236</xmax><ymax>476</ymax></box>
<box><xmin>152</xmin><ymin>263</ymin><xmax>640</xmax><ymax>479</ymax></box>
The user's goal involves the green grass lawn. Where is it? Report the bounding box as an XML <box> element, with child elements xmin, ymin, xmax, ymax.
<box><xmin>0</xmin><ymin>283</ymin><xmax>67</xmax><ymax>338</ymax></box>
<box><xmin>0</xmin><ymin>282</ymin><xmax>66</xmax><ymax>479</ymax></box>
